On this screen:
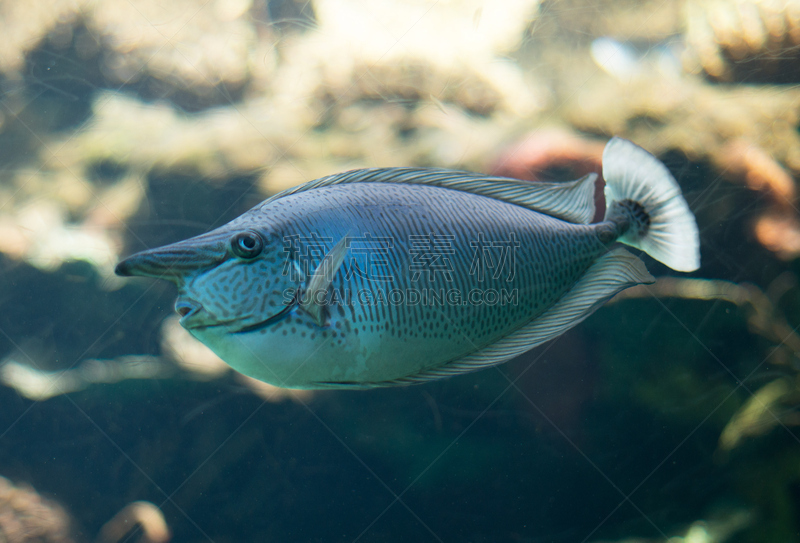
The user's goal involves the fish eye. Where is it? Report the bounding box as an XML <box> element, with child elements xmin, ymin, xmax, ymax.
<box><xmin>230</xmin><ymin>230</ymin><xmax>264</xmax><ymax>259</ymax></box>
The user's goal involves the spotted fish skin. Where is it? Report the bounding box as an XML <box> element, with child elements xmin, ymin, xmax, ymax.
<box><xmin>194</xmin><ymin>183</ymin><xmax>607</xmax><ymax>386</ymax></box>
<box><xmin>116</xmin><ymin>138</ymin><xmax>700</xmax><ymax>389</ymax></box>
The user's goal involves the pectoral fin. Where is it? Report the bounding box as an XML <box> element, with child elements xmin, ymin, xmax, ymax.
<box><xmin>300</xmin><ymin>236</ymin><xmax>349</xmax><ymax>326</ymax></box>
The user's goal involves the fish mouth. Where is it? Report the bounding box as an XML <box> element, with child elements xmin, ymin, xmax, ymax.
<box><xmin>175</xmin><ymin>299</ymin><xmax>201</xmax><ymax>319</ymax></box>
<box><xmin>176</xmin><ymin>290</ymin><xmax>300</xmax><ymax>332</ymax></box>
<box><xmin>175</xmin><ymin>298</ymin><xmax>205</xmax><ymax>327</ymax></box>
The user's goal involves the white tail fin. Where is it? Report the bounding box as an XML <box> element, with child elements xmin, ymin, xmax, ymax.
<box><xmin>602</xmin><ymin>137</ymin><xmax>700</xmax><ymax>272</ymax></box>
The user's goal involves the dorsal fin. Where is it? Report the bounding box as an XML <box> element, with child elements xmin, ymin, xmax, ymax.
<box><xmin>262</xmin><ymin>168</ymin><xmax>598</xmax><ymax>224</ymax></box>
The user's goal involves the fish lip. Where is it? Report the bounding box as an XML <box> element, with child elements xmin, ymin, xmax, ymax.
<box><xmin>175</xmin><ymin>298</ymin><xmax>204</xmax><ymax>327</ymax></box>
<box><xmin>174</xmin><ymin>297</ymin><xmax>242</xmax><ymax>331</ymax></box>
<box><xmin>176</xmin><ymin>290</ymin><xmax>301</xmax><ymax>333</ymax></box>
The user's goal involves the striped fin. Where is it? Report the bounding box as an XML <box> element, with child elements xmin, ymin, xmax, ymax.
<box><xmin>376</xmin><ymin>248</ymin><xmax>653</xmax><ymax>387</ymax></box>
<box><xmin>300</xmin><ymin>235</ymin><xmax>349</xmax><ymax>326</ymax></box>
<box><xmin>263</xmin><ymin>168</ymin><xmax>598</xmax><ymax>224</ymax></box>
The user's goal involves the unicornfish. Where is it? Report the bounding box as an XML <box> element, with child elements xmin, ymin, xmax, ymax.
<box><xmin>116</xmin><ymin>138</ymin><xmax>700</xmax><ymax>389</ymax></box>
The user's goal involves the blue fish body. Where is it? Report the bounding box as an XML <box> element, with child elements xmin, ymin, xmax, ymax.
<box><xmin>116</xmin><ymin>138</ymin><xmax>700</xmax><ymax>389</ymax></box>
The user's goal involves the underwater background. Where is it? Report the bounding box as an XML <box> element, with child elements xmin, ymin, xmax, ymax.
<box><xmin>0</xmin><ymin>0</ymin><xmax>797</xmax><ymax>541</ymax></box>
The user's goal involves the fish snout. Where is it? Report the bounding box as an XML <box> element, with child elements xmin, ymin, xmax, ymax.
<box><xmin>114</xmin><ymin>252</ymin><xmax>159</xmax><ymax>277</ymax></box>
<box><xmin>115</xmin><ymin>248</ymin><xmax>201</xmax><ymax>282</ymax></box>
<box><xmin>115</xmin><ymin>235</ymin><xmax>228</xmax><ymax>282</ymax></box>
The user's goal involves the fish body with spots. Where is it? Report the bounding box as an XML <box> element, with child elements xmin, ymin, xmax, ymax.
<box><xmin>117</xmin><ymin>138</ymin><xmax>700</xmax><ymax>389</ymax></box>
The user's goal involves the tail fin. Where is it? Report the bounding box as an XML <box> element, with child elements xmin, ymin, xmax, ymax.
<box><xmin>602</xmin><ymin>137</ymin><xmax>700</xmax><ymax>272</ymax></box>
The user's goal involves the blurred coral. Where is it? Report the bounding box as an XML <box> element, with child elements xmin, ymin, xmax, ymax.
<box><xmin>753</xmin><ymin>212</ymin><xmax>800</xmax><ymax>260</ymax></box>
<box><xmin>89</xmin><ymin>0</ymin><xmax>261</xmax><ymax>96</ymax></box>
<box><xmin>50</xmin><ymin>92</ymin><xmax>283</xmax><ymax>180</ymax></box>
<box><xmin>0</xmin><ymin>0</ymin><xmax>548</xmax><ymax>280</ymax></box>
<box><xmin>491</xmin><ymin>129</ymin><xmax>606</xmax><ymax>219</ymax></box>
<box><xmin>564</xmin><ymin>70</ymin><xmax>800</xmax><ymax>260</ymax></box>
<box><xmin>0</xmin><ymin>0</ymin><xmax>79</xmax><ymax>74</ymax></box>
<box><xmin>0</xmin><ymin>200</ymin><xmax>121</xmax><ymax>280</ymax></box>
<box><xmin>0</xmin><ymin>482</ymin><xmax>171</xmax><ymax>543</ymax></box>
<box><xmin>160</xmin><ymin>316</ymin><xmax>230</xmax><ymax>380</ymax></box>
<box><xmin>684</xmin><ymin>0</ymin><xmax>800</xmax><ymax>83</ymax></box>
<box><xmin>0</xmin><ymin>476</ymin><xmax>75</xmax><ymax>543</ymax></box>
<box><xmin>716</xmin><ymin>139</ymin><xmax>796</xmax><ymax>205</ymax></box>
<box><xmin>273</xmin><ymin>0</ymin><xmax>541</xmax><ymax>119</ymax></box>
<box><xmin>96</xmin><ymin>501</ymin><xmax>170</xmax><ymax>543</ymax></box>
<box><xmin>716</xmin><ymin>140</ymin><xmax>800</xmax><ymax>260</ymax></box>
<box><xmin>0</xmin><ymin>0</ymin><xmax>268</xmax><ymax>110</ymax></box>
<box><xmin>491</xmin><ymin>129</ymin><xmax>604</xmax><ymax>182</ymax></box>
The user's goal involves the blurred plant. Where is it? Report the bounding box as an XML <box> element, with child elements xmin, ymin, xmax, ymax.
<box><xmin>718</xmin><ymin>376</ymin><xmax>800</xmax><ymax>452</ymax></box>
<box><xmin>1</xmin><ymin>316</ymin><xmax>312</xmax><ymax>403</ymax></box>
<box><xmin>0</xmin><ymin>355</ymin><xmax>170</xmax><ymax>401</ymax></box>
<box><xmin>612</xmin><ymin>276</ymin><xmax>800</xmax><ymax>453</ymax></box>
<box><xmin>591</xmin><ymin>508</ymin><xmax>751</xmax><ymax>542</ymax></box>
<box><xmin>614</xmin><ymin>276</ymin><xmax>800</xmax><ymax>357</ymax></box>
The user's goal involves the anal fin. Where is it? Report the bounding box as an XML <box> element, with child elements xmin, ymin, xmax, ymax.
<box><xmin>388</xmin><ymin>248</ymin><xmax>655</xmax><ymax>385</ymax></box>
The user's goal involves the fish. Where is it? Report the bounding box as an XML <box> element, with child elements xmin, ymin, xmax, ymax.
<box><xmin>116</xmin><ymin>138</ymin><xmax>700</xmax><ymax>389</ymax></box>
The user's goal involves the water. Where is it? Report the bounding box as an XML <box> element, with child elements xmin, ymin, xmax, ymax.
<box><xmin>0</xmin><ymin>0</ymin><xmax>796</xmax><ymax>541</ymax></box>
